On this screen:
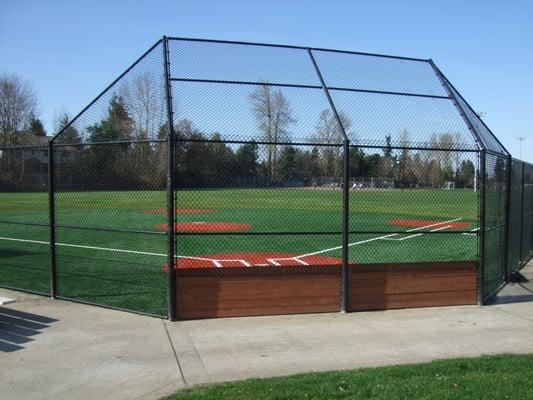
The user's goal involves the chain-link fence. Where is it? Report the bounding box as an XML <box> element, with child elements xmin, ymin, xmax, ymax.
<box><xmin>1</xmin><ymin>37</ymin><xmax>531</xmax><ymax>319</ymax></box>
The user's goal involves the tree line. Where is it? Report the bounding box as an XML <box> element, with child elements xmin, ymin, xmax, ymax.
<box><xmin>1</xmin><ymin>74</ymin><xmax>476</xmax><ymax>191</ymax></box>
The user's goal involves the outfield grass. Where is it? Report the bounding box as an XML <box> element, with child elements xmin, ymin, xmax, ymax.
<box><xmin>165</xmin><ymin>354</ymin><xmax>533</xmax><ymax>400</ymax></box>
<box><xmin>0</xmin><ymin>188</ymin><xmax>479</xmax><ymax>315</ymax></box>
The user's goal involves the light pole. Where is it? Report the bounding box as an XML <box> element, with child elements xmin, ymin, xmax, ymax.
<box><xmin>516</xmin><ymin>137</ymin><xmax>526</xmax><ymax>160</ymax></box>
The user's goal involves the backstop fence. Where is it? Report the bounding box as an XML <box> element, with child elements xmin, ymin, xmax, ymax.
<box><xmin>1</xmin><ymin>37</ymin><xmax>531</xmax><ymax>319</ymax></box>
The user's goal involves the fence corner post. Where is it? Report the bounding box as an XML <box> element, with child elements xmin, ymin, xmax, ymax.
<box><xmin>163</xmin><ymin>36</ymin><xmax>177</xmax><ymax>321</ymax></box>
<box><xmin>477</xmin><ymin>149</ymin><xmax>486</xmax><ymax>304</ymax></box>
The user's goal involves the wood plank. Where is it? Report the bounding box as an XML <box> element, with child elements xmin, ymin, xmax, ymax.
<box><xmin>349</xmin><ymin>289</ymin><xmax>476</xmax><ymax>311</ymax></box>
<box><xmin>177</xmin><ymin>273</ymin><xmax>340</xmax><ymax>319</ymax></box>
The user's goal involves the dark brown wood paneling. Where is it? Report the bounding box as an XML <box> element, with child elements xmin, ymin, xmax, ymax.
<box><xmin>176</xmin><ymin>266</ymin><xmax>341</xmax><ymax>319</ymax></box>
<box><xmin>347</xmin><ymin>261</ymin><xmax>477</xmax><ymax>311</ymax></box>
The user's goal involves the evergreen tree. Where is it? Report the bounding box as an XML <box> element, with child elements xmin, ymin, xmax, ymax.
<box><xmin>55</xmin><ymin>114</ymin><xmax>82</xmax><ymax>144</ymax></box>
<box><xmin>29</xmin><ymin>116</ymin><xmax>46</xmax><ymax>136</ymax></box>
<box><xmin>235</xmin><ymin>141</ymin><xmax>259</xmax><ymax>183</ymax></box>
<box><xmin>277</xmin><ymin>146</ymin><xmax>298</xmax><ymax>182</ymax></box>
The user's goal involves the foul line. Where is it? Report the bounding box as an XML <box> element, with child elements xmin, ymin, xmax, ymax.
<box><xmin>0</xmin><ymin>236</ymin><xmax>220</xmax><ymax>263</ymax></box>
<box><xmin>0</xmin><ymin>217</ymin><xmax>466</xmax><ymax>268</ymax></box>
<box><xmin>278</xmin><ymin>218</ymin><xmax>464</xmax><ymax>260</ymax></box>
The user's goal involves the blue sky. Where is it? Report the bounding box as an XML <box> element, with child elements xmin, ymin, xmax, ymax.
<box><xmin>1</xmin><ymin>0</ymin><xmax>531</xmax><ymax>161</ymax></box>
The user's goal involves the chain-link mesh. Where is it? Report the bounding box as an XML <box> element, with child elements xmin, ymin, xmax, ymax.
<box><xmin>0</xmin><ymin>145</ymin><xmax>50</xmax><ymax>294</ymax></box>
<box><xmin>445</xmin><ymin>81</ymin><xmax>507</xmax><ymax>155</ymax></box>
<box><xmin>482</xmin><ymin>153</ymin><xmax>508</xmax><ymax>299</ymax></box>
<box><xmin>2</xmin><ymin>37</ymin><xmax>530</xmax><ymax>318</ymax></box>
<box><xmin>50</xmin><ymin>41</ymin><xmax>168</xmax><ymax>316</ymax></box>
<box><xmin>507</xmin><ymin>159</ymin><xmax>523</xmax><ymax>274</ymax></box>
<box><xmin>522</xmin><ymin>163</ymin><xmax>533</xmax><ymax>263</ymax></box>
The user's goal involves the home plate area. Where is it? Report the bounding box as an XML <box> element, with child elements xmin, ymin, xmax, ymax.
<box><xmin>173</xmin><ymin>252</ymin><xmax>341</xmax><ymax>269</ymax></box>
<box><xmin>164</xmin><ymin>218</ymin><xmax>473</xmax><ymax>270</ymax></box>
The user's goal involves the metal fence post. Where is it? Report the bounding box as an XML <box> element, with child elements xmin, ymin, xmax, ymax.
<box><xmin>519</xmin><ymin>162</ymin><xmax>525</xmax><ymax>266</ymax></box>
<box><xmin>478</xmin><ymin>150</ymin><xmax>486</xmax><ymax>304</ymax></box>
<box><xmin>48</xmin><ymin>140</ymin><xmax>57</xmax><ymax>298</ymax></box>
<box><xmin>307</xmin><ymin>48</ymin><xmax>350</xmax><ymax>313</ymax></box>
<box><xmin>163</xmin><ymin>36</ymin><xmax>177</xmax><ymax>321</ymax></box>
<box><xmin>341</xmin><ymin>139</ymin><xmax>350</xmax><ymax>312</ymax></box>
<box><xmin>503</xmin><ymin>155</ymin><xmax>512</xmax><ymax>279</ymax></box>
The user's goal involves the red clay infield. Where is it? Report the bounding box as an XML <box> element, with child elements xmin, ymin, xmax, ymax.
<box><xmin>145</xmin><ymin>208</ymin><xmax>215</xmax><ymax>214</ymax></box>
<box><xmin>389</xmin><ymin>219</ymin><xmax>469</xmax><ymax>229</ymax></box>
<box><xmin>171</xmin><ymin>252</ymin><xmax>342</xmax><ymax>269</ymax></box>
<box><xmin>155</xmin><ymin>222</ymin><xmax>252</xmax><ymax>232</ymax></box>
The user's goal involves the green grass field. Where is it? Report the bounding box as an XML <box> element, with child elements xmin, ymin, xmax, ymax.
<box><xmin>164</xmin><ymin>354</ymin><xmax>533</xmax><ymax>400</ymax></box>
<box><xmin>0</xmin><ymin>188</ymin><xmax>478</xmax><ymax>316</ymax></box>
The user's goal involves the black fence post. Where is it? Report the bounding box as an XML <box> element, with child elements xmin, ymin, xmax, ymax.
<box><xmin>163</xmin><ymin>36</ymin><xmax>177</xmax><ymax>321</ymax></box>
<box><xmin>478</xmin><ymin>150</ymin><xmax>486</xmax><ymax>304</ymax></box>
<box><xmin>342</xmin><ymin>139</ymin><xmax>350</xmax><ymax>312</ymax></box>
<box><xmin>519</xmin><ymin>162</ymin><xmax>525</xmax><ymax>266</ymax></box>
<box><xmin>307</xmin><ymin>48</ymin><xmax>350</xmax><ymax>313</ymax></box>
<box><xmin>503</xmin><ymin>155</ymin><xmax>512</xmax><ymax>279</ymax></box>
<box><xmin>48</xmin><ymin>140</ymin><xmax>57</xmax><ymax>298</ymax></box>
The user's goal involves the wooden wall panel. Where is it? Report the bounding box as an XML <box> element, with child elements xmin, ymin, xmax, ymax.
<box><xmin>176</xmin><ymin>266</ymin><xmax>340</xmax><ymax>319</ymax></box>
<box><xmin>348</xmin><ymin>261</ymin><xmax>477</xmax><ymax>311</ymax></box>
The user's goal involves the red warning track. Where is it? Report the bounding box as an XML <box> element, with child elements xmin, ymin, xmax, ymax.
<box><xmin>155</xmin><ymin>222</ymin><xmax>251</xmax><ymax>232</ymax></box>
<box><xmin>172</xmin><ymin>252</ymin><xmax>341</xmax><ymax>269</ymax></box>
<box><xmin>389</xmin><ymin>219</ymin><xmax>470</xmax><ymax>229</ymax></box>
<box><xmin>145</xmin><ymin>208</ymin><xmax>215</xmax><ymax>214</ymax></box>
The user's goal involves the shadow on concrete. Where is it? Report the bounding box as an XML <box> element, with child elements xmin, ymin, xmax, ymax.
<box><xmin>494</xmin><ymin>279</ymin><xmax>533</xmax><ymax>305</ymax></box>
<box><xmin>0</xmin><ymin>307</ymin><xmax>58</xmax><ymax>353</ymax></box>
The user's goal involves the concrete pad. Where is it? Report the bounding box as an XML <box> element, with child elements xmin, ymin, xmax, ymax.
<box><xmin>0</xmin><ymin>289</ymin><xmax>184</xmax><ymax>400</ymax></box>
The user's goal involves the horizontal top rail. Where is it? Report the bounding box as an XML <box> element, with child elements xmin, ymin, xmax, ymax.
<box><xmin>173</xmin><ymin>137</ymin><xmax>344</xmax><ymax>147</ymax></box>
<box><xmin>170</xmin><ymin>77</ymin><xmax>450</xmax><ymax>100</ymax></box>
<box><xmin>167</xmin><ymin>36</ymin><xmax>431</xmax><ymax>63</ymax></box>
<box><xmin>0</xmin><ymin>144</ymin><xmax>49</xmax><ymax>150</ymax></box>
<box><xmin>52</xmin><ymin>139</ymin><xmax>167</xmax><ymax>147</ymax></box>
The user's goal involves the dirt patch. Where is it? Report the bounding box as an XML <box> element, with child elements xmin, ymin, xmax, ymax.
<box><xmin>155</xmin><ymin>222</ymin><xmax>251</xmax><ymax>232</ymax></box>
<box><xmin>388</xmin><ymin>219</ymin><xmax>470</xmax><ymax>229</ymax></box>
<box><xmin>145</xmin><ymin>208</ymin><xmax>215</xmax><ymax>214</ymax></box>
<box><xmin>171</xmin><ymin>252</ymin><xmax>341</xmax><ymax>269</ymax></box>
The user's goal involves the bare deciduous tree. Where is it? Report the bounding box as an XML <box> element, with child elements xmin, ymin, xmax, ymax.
<box><xmin>0</xmin><ymin>73</ymin><xmax>38</xmax><ymax>145</ymax></box>
<box><xmin>249</xmin><ymin>84</ymin><xmax>295</xmax><ymax>178</ymax></box>
<box><xmin>120</xmin><ymin>71</ymin><xmax>164</xmax><ymax>140</ymax></box>
<box><xmin>312</xmin><ymin>109</ymin><xmax>351</xmax><ymax>177</ymax></box>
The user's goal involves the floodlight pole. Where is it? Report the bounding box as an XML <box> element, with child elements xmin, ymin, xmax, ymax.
<box><xmin>163</xmin><ymin>36</ymin><xmax>177</xmax><ymax>321</ymax></box>
<box><xmin>307</xmin><ymin>48</ymin><xmax>349</xmax><ymax>313</ymax></box>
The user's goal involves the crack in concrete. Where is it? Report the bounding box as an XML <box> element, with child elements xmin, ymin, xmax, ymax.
<box><xmin>163</xmin><ymin>320</ymin><xmax>188</xmax><ymax>388</ymax></box>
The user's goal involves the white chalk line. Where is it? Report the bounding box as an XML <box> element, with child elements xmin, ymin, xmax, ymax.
<box><xmin>0</xmin><ymin>217</ymin><xmax>468</xmax><ymax>268</ymax></box>
<box><xmin>270</xmin><ymin>218</ymin><xmax>464</xmax><ymax>262</ymax></box>
<box><xmin>463</xmin><ymin>227</ymin><xmax>480</xmax><ymax>236</ymax></box>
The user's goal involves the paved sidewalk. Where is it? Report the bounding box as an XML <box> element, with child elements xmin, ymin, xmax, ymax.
<box><xmin>1</xmin><ymin>262</ymin><xmax>532</xmax><ymax>400</ymax></box>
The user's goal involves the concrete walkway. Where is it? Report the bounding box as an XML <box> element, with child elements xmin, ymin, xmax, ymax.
<box><xmin>1</xmin><ymin>262</ymin><xmax>532</xmax><ymax>400</ymax></box>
